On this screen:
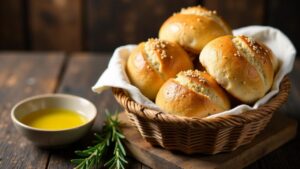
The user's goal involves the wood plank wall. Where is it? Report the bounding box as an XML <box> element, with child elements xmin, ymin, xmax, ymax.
<box><xmin>0</xmin><ymin>0</ymin><xmax>26</xmax><ymax>49</ymax></box>
<box><xmin>0</xmin><ymin>0</ymin><xmax>299</xmax><ymax>54</ymax></box>
<box><xmin>29</xmin><ymin>0</ymin><xmax>82</xmax><ymax>51</ymax></box>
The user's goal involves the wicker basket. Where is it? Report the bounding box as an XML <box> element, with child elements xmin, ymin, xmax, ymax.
<box><xmin>112</xmin><ymin>76</ymin><xmax>290</xmax><ymax>154</ymax></box>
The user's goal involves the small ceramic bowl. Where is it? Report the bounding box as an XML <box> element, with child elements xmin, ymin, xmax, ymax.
<box><xmin>11</xmin><ymin>93</ymin><xmax>97</xmax><ymax>148</ymax></box>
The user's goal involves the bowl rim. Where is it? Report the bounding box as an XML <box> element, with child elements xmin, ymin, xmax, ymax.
<box><xmin>11</xmin><ymin>93</ymin><xmax>97</xmax><ymax>132</ymax></box>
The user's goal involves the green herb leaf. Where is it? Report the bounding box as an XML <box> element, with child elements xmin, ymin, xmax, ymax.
<box><xmin>71</xmin><ymin>110</ymin><xmax>127</xmax><ymax>169</ymax></box>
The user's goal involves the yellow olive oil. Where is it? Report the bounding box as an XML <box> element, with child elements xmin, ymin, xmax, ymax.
<box><xmin>21</xmin><ymin>108</ymin><xmax>87</xmax><ymax>130</ymax></box>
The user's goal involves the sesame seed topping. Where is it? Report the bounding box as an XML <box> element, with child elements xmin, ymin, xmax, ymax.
<box><xmin>242</xmin><ymin>36</ymin><xmax>256</xmax><ymax>48</ymax></box>
<box><xmin>239</xmin><ymin>35</ymin><xmax>271</xmax><ymax>56</ymax></box>
<box><xmin>234</xmin><ymin>51</ymin><xmax>241</xmax><ymax>57</ymax></box>
<box><xmin>180</xmin><ymin>70</ymin><xmax>208</xmax><ymax>84</ymax></box>
<box><xmin>207</xmin><ymin>10</ymin><xmax>217</xmax><ymax>15</ymax></box>
<box><xmin>145</xmin><ymin>38</ymin><xmax>170</xmax><ymax>60</ymax></box>
<box><xmin>180</xmin><ymin>6</ymin><xmax>218</xmax><ymax>17</ymax></box>
<box><xmin>252</xmin><ymin>45</ymin><xmax>257</xmax><ymax>51</ymax></box>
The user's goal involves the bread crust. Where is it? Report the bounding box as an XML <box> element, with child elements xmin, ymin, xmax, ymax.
<box><xmin>200</xmin><ymin>35</ymin><xmax>275</xmax><ymax>103</ymax></box>
<box><xmin>156</xmin><ymin>71</ymin><xmax>230</xmax><ymax>118</ymax></box>
<box><xmin>159</xmin><ymin>6</ymin><xmax>232</xmax><ymax>54</ymax></box>
<box><xmin>126</xmin><ymin>39</ymin><xmax>193</xmax><ymax>100</ymax></box>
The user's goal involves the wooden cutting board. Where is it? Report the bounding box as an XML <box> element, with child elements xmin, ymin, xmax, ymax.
<box><xmin>118</xmin><ymin>112</ymin><xmax>297</xmax><ymax>169</ymax></box>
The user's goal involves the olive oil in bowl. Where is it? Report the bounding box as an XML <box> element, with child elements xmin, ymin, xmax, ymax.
<box><xmin>12</xmin><ymin>93</ymin><xmax>97</xmax><ymax>147</ymax></box>
<box><xmin>21</xmin><ymin>108</ymin><xmax>88</xmax><ymax>130</ymax></box>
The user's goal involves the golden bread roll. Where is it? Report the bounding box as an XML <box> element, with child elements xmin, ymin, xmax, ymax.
<box><xmin>159</xmin><ymin>6</ymin><xmax>232</xmax><ymax>55</ymax></box>
<box><xmin>258</xmin><ymin>41</ymin><xmax>279</xmax><ymax>72</ymax></box>
<box><xmin>200</xmin><ymin>35</ymin><xmax>275</xmax><ymax>103</ymax></box>
<box><xmin>156</xmin><ymin>70</ymin><xmax>230</xmax><ymax>118</ymax></box>
<box><xmin>126</xmin><ymin>38</ymin><xmax>193</xmax><ymax>100</ymax></box>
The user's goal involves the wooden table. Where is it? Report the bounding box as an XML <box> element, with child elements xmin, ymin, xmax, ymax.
<box><xmin>0</xmin><ymin>52</ymin><xmax>299</xmax><ymax>169</ymax></box>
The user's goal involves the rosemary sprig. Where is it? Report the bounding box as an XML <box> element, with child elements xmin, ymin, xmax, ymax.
<box><xmin>71</xmin><ymin>111</ymin><xmax>127</xmax><ymax>169</ymax></box>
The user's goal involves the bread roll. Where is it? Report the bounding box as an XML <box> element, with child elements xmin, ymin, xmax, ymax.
<box><xmin>126</xmin><ymin>38</ymin><xmax>193</xmax><ymax>100</ymax></box>
<box><xmin>258</xmin><ymin>41</ymin><xmax>279</xmax><ymax>72</ymax></box>
<box><xmin>159</xmin><ymin>6</ymin><xmax>232</xmax><ymax>55</ymax></box>
<box><xmin>200</xmin><ymin>35</ymin><xmax>275</xmax><ymax>103</ymax></box>
<box><xmin>156</xmin><ymin>70</ymin><xmax>230</xmax><ymax>118</ymax></box>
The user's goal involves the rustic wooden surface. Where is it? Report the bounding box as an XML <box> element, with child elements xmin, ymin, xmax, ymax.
<box><xmin>0</xmin><ymin>52</ymin><xmax>65</xmax><ymax>168</ymax></box>
<box><xmin>0</xmin><ymin>52</ymin><xmax>299</xmax><ymax>169</ymax></box>
<box><xmin>1</xmin><ymin>1</ymin><xmax>299</xmax><ymax>52</ymax></box>
<box><xmin>118</xmin><ymin>112</ymin><xmax>297</xmax><ymax>169</ymax></box>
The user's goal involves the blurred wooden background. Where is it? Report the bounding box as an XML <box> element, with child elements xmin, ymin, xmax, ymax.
<box><xmin>0</xmin><ymin>0</ymin><xmax>298</xmax><ymax>54</ymax></box>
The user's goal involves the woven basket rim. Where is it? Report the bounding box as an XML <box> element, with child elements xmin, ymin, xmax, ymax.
<box><xmin>112</xmin><ymin>76</ymin><xmax>290</xmax><ymax>128</ymax></box>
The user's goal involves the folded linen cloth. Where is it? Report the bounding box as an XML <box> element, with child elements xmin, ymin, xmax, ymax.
<box><xmin>92</xmin><ymin>26</ymin><xmax>296</xmax><ymax>119</ymax></box>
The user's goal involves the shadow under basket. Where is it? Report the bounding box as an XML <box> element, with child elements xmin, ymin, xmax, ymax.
<box><xmin>112</xmin><ymin>76</ymin><xmax>290</xmax><ymax>154</ymax></box>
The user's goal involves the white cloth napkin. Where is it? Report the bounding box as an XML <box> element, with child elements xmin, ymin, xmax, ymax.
<box><xmin>92</xmin><ymin>26</ymin><xmax>296</xmax><ymax>119</ymax></box>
